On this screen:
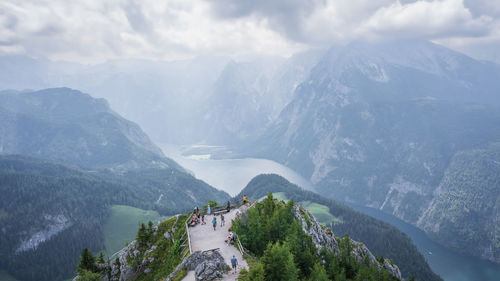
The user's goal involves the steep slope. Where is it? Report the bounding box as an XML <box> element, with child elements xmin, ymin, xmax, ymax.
<box><xmin>233</xmin><ymin>192</ymin><xmax>403</xmax><ymax>280</ymax></box>
<box><xmin>200</xmin><ymin>51</ymin><xmax>323</xmax><ymax>144</ymax></box>
<box><xmin>0</xmin><ymin>55</ymin><xmax>229</xmax><ymax>144</ymax></box>
<box><xmin>0</xmin><ymin>155</ymin><xmax>229</xmax><ymax>281</ymax></box>
<box><xmin>249</xmin><ymin>40</ymin><xmax>500</xmax><ymax>262</ymax></box>
<box><xmin>0</xmin><ymin>155</ymin><xmax>135</xmax><ymax>281</ymax></box>
<box><xmin>235</xmin><ymin>174</ymin><xmax>442</xmax><ymax>281</ymax></box>
<box><xmin>0</xmin><ymin>52</ymin><xmax>323</xmax><ymax>145</ymax></box>
<box><xmin>418</xmin><ymin>143</ymin><xmax>500</xmax><ymax>262</ymax></box>
<box><xmin>73</xmin><ymin>193</ymin><xmax>403</xmax><ymax>281</ymax></box>
<box><xmin>0</xmin><ymin>87</ymin><xmax>175</xmax><ymax>170</ymax></box>
<box><xmin>0</xmin><ymin>88</ymin><xmax>231</xmax><ymax>281</ymax></box>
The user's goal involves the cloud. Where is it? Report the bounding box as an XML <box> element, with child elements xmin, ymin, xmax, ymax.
<box><xmin>0</xmin><ymin>0</ymin><xmax>498</xmax><ymax>63</ymax></box>
<box><xmin>358</xmin><ymin>0</ymin><xmax>494</xmax><ymax>39</ymax></box>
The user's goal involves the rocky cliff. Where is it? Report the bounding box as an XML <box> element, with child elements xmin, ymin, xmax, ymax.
<box><xmin>293</xmin><ymin>204</ymin><xmax>402</xmax><ymax>280</ymax></box>
<box><xmin>249</xmin><ymin>40</ymin><xmax>500</xmax><ymax>263</ymax></box>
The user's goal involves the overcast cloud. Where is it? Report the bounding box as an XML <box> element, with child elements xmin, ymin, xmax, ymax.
<box><xmin>0</xmin><ymin>0</ymin><xmax>499</xmax><ymax>63</ymax></box>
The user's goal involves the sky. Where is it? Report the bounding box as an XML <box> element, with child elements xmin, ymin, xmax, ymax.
<box><xmin>1</xmin><ymin>0</ymin><xmax>499</xmax><ymax>63</ymax></box>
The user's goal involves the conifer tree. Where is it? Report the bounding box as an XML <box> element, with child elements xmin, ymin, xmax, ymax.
<box><xmin>77</xmin><ymin>248</ymin><xmax>96</xmax><ymax>274</ymax></box>
<box><xmin>147</xmin><ymin>220</ymin><xmax>154</xmax><ymax>240</ymax></box>
<box><xmin>261</xmin><ymin>242</ymin><xmax>297</xmax><ymax>281</ymax></box>
<box><xmin>137</xmin><ymin>222</ymin><xmax>147</xmax><ymax>248</ymax></box>
<box><xmin>115</xmin><ymin>257</ymin><xmax>121</xmax><ymax>277</ymax></box>
<box><xmin>308</xmin><ymin>262</ymin><xmax>329</xmax><ymax>281</ymax></box>
<box><xmin>97</xmin><ymin>251</ymin><xmax>105</xmax><ymax>265</ymax></box>
<box><xmin>247</xmin><ymin>261</ymin><xmax>265</xmax><ymax>281</ymax></box>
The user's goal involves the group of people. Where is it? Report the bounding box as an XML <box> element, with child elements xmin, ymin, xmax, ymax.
<box><xmin>210</xmin><ymin>213</ymin><xmax>226</xmax><ymax>230</ymax></box>
<box><xmin>190</xmin><ymin>197</ymin><xmax>252</xmax><ymax>274</ymax></box>
<box><xmin>192</xmin><ymin>206</ymin><xmax>205</xmax><ymax>225</ymax></box>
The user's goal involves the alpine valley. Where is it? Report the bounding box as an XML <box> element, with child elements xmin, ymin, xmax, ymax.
<box><xmin>247</xmin><ymin>40</ymin><xmax>500</xmax><ymax>263</ymax></box>
<box><xmin>0</xmin><ymin>38</ymin><xmax>499</xmax><ymax>281</ymax></box>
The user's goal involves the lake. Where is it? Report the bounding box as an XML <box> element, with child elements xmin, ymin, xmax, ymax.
<box><xmin>347</xmin><ymin>203</ymin><xmax>500</xmax><ymax>281</ymax></box>
<box><xmin>159</xmin><ymin>143</ymin><xmax>313</xmax><ymax>196</ymax></box>
<box><xmin>160</xmin><ymin>143</ymin><xmax>500</xmax><ymax>281</ymax></box>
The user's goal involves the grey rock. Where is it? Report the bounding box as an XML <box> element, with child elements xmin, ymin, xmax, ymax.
<box><xmin>294</xmin><ymin>205</ymin><xmax>402</xmax><ymax>280</ymax></box>
<box><xmin>383</xmin><ymin>258</ymin><xmax>403</xmax><ymax>280</ymax></box>
<box><xmin>166</xmin><ymin>249</ymin><xmax>229</xmax><ymax>281</ymax></box>
<box><xmin>294</xmin><ymin>205</ymin><xmax>338</xmax><ymax>252</ymax></box>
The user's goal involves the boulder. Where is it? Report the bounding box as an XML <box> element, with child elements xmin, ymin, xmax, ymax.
<box><xmin>167</xmin><ymin>249</ymin><xmax>229</xmax><ymax>281</ymax></box>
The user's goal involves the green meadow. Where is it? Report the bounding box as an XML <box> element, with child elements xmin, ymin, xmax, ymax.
<box><xmin>257</xmin><ymin>192</ymin><xmax>342</xmax><ymax>226</ymax></box>
<box><xmin>103</xmin><ymin>205</ymin><xmax>169</xmax><ymax>257</ymax></box>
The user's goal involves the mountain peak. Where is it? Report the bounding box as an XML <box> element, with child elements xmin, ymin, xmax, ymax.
<box><xmin>314</xmin><ymin>39</ymin><xmax>477</xmax><ymax>81</ymax></box>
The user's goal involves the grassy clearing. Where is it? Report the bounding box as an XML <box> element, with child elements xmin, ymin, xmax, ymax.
<box><xmin>0</xmin><ymin>270</ymin><xmax>19</xmax><ymax>281</ymax></box>
<box><xmin>299</xmin><ymin>201</ymin><xmax>343</xmax><ymax>226</ymax></box>
<box><xmin>103</xmin><ymin>205</ymin><xmax>169</xmax><ymax>257</ymax></box>
<box><xmin>257</xmin><ymin>192</ymin><xmax>288</xmax><ymax>202</ymax></box>
<box><xmin>256</xmin><ymin>192</ymin><xmax>342</xmax><ymax>226</ymax></box>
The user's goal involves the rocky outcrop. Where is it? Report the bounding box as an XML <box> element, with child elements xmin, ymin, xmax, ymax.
<box><xmin>16</xmin><ymin>214</ymin><xmax>72</xmax><ymax>253</ymax></box>
<box><xmin>105</xmin><ymin>240</ymin><xmax>141</xmax><ymax>281</ymax></box>
<box><xmin>293</xmin><ymin>205</ymin><xmax>338</xmax><ymax>252</ymax></box>
<box><xmin>294</xmin><ymin>205</ymin><xmax>403</xmax><ymax>280</ymax></box>
<box><xmin>167</xmin><ymin>249</ymin><xmax>229</xmax><ymax>281</ymax></box>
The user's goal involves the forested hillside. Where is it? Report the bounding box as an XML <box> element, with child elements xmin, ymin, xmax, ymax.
<box><xmin>0</xmin><ymin>157</ymin><xmax>228</xmax><ymax>280</ymax></box>
<box><xmin>234</xmin><ymin>193</ymin><xmax>401</xmax><ymax>281</ymax></box>
<box><xmin>246</xmin><ymin>40</ymin><xmax>500</xmax><ymax>263</ymax></box>
<box><xmin>0</xmin><ymin>88</ymin><xmax>176</xmax><ymax>171</ymax></box>
<box><xmin>419</xmin><ymin>143</ymin><xmax>500</xmax><ymax>262</ymax></box>
<box><xmin>235</xmin><ymin>174</ymin><xmax>442</xmax><ymax>281</ymax></box>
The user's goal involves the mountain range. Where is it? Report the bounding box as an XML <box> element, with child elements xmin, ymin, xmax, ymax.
<box><xmin>0</xmin><ymin>51</ymin><xmax>322</xmax><ymax>145</ymax></box>
<box><xmin>248</xmin><ymin>40</ymin><xmax>500</xmax><ymax>263</ymax></box>
<box><xmin>0</xmin><ymin>88</ymin><xmax>229</xmax><ymax>281</ymax></box>
<box><xmin>1</xmin><ymin>38</ymin><xmax>499</xmax><ymax>278</ymax></box>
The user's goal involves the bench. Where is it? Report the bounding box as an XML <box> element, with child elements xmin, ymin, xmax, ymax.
<box><xmin>212</xmin><ymin>206</ymin><xmax>229</xmax><ymax>215</ymax></box>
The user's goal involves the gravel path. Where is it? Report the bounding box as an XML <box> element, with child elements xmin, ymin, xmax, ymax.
<box><xmin>182</xmin><ymin>206</ymin><xmax>249</xmax><ymax>281</ymax></box>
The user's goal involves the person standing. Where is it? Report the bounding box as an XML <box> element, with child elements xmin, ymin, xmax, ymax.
<box><xmin>226</xmin><ymin>200</ymin><xmax>231</xmax><ymax>213</ymax></box>
<box><xmin>231</xmin><ymin>255</ymin><xmax>238</xmax><ymax>273</ymax></box>
<box><xmin>243</xmin><ymin>195</ymin><xmax>247</xmax><ymax>204</ymax></box>
<box><xmin>221</xmin><ymin>214</ymin><xmax>225</xmax><ymax>226</ymax></box>
<box><xmin>201</xmin><ymin>213</ymin><xmax>205</xmax><ymax>225</ymax></box>
<box><xmin>207</xmin><ymin>204</ymin><xmax>211</xmax><ymax>215</ymax></box>
<box><xmin>212</xmin><ymin>216</ymin><xmax>217</xmax><ymax>231</ymax></box>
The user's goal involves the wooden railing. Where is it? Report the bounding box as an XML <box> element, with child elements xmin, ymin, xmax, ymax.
<box><xmin>184</xmin><ymin>213</ymin><xmax>193</xmax><ymax>257</ymax></box>
<box><xmin>233</xmin><ymin>201</ymin><xmax>256</xmax><ymax>257</ymax></box>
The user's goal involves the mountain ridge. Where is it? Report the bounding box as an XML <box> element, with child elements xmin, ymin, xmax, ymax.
<box><xmin>243</xmin><ymin>40</ymin><xmax>500</xmax><ymax>263</ymax></box>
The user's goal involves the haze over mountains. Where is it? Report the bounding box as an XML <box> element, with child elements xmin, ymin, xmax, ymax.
<box><xmin>1</xmin><ymin>38</ymin><xmax>500</xmax><ymax>280</ymax></box>
<box><xmin>251</xmin><ymin>40</ymin><xmax>500</xmax><ymax>263</ymax></box>
<box><xmin>0</xmin><ymin>88</ymin><xmax>229</xmax><ymax>280</ymax></box>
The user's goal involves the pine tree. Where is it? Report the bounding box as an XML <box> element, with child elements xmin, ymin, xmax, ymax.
<box><xmin>115</xmin><ymin>257</ymin><xmax>121</xmax><ymax>277</ymax></box>
<box><xmin>308</xmin><ymin>262</ymin><xmax>329</xmax><ymax>281</ymax></box>
<box><xmin>263</xmin><ymin>193</ymin><xmax>275</xmax><ymax>219</ymax></box>
<box><xmin>77</xmin><ymin>248</ymin><xmax>96</xmax><ymax>274</ymax></box>
<box><xmin>76</xmin><ymin>270</ymin><xmax>101</xmax><ymax>281</ymax></box>
<box><xmin>97</xmin><ymin>251</ymin><xmax>105</xmax><ymax>265</ymax></box>
<box><xmin>137</xmin><ymin>222</ymin><xmax>148</xmax><ymax>248</ymax></box>
<box><xmin>261</xmin><ymin>242</ymin><xmax>297</xmax><ymax>281</ymax></box>
<box><xmin>247</xmin><ymin>261</ymin><xmax>265</xmax><ymax>281</ymax></box>
<box><xmin>147</xmin><ymin>220</ymin><xmax>154</xmax><ymax>241</ymax></box>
